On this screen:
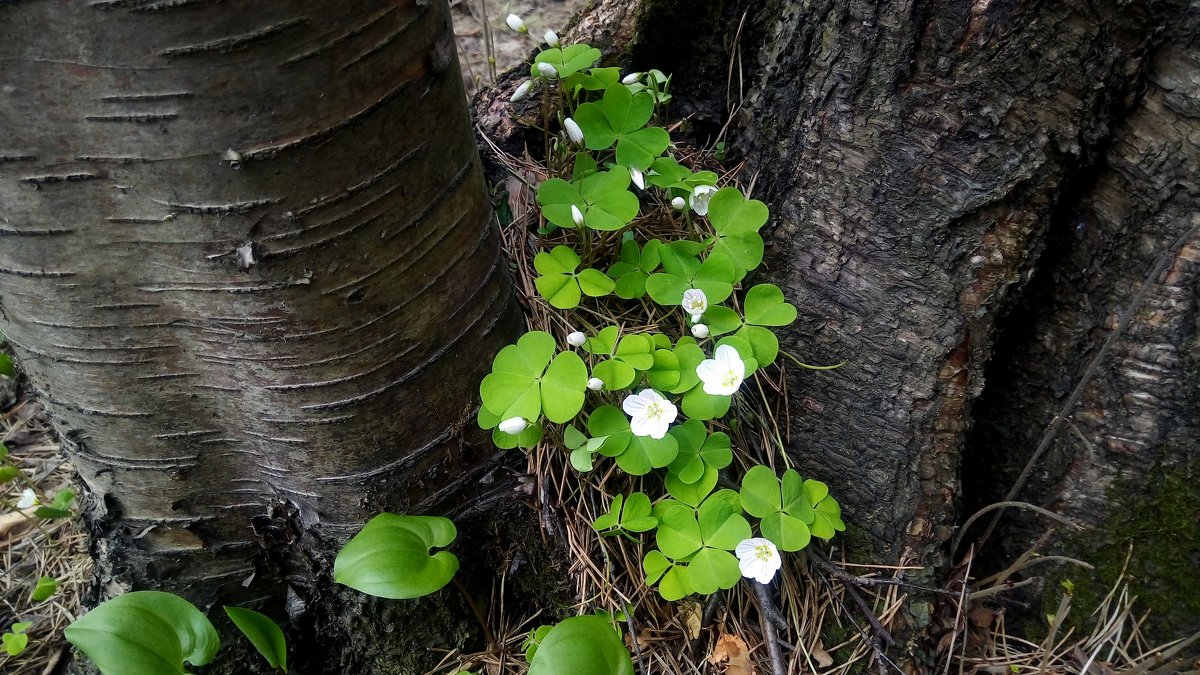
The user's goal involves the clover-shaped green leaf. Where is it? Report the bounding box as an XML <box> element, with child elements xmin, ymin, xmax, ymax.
<box><xmin>563</xmin><ymin>66</ymin><xmax>621</xmax><ymax>94</ymax></box>
<box><xmin>744</xmin><ymin>284</ymin><xmax>798</xmax><ymax>327</ymax></box>
<box><xmin>652</xmin><ymin>499</ymin><xmax>703</xmax><ymax>560</ymax></box>
<box><xmin>740</xmin><ymin>466</ymin><xmax>816</xmax><ymax>552</ymax></box>
<box><xmin>645</xmin><ymin>241</ymin><xmax>735</xmax><ymax>306</ymax></box>
<box><xmin>593</xmin><ymin>492</ymin><xmax>658</xmax><ymax>533</ymax></box>
<box><xmin>705</xmin><ymin>188</ymin><xmax>768</xmax><ymax>281</ymax></box>
<box><xmin>585</xmin><ymin>404</ymin><xmax>678</xmax><ymax>475</ymax></box>
<box><xmin>643</xmin><ymin>550</ymin><xmax>693</xmax><ymax>601</ymax></box>
<box><xmin>667</xmin><ymin>420</ymin><xmax>732</xmax><ymax>485</ymax></box>
<box><xmin>537</xmin><ymin>167</ymin><xmax>639</xmax><ymax>232</ymax></box>
<box><xmin>334</xmin><ymin>514</ymin><xmax>459</xmax><ymax>599</ymax></box>
<box><xmin>564</xmin><ymin>425</ymin><xmax>607</xmax><ymax>472</ymax></box>
<box><xmin>583</xmin><ymin>327</ymin><xmax>655</xmax><ymax>390</ymax></box>
<box><xmin>665</xmin><ymin>464</ymin><xmax>717</xmax><ymax>507</ymax></box>
<box><xmin>64</xmin><ymin>591</ymin><xmax>220</xmax><ymax>675</ymax></box>
<box><xmin>805</xmin><ymin>479</ymin><xmax>846</xmax><ymax>539</ymax></box>
<box><xmin>653</xmin><ymin>491</ymin><xmax>750</xmax><ymax>595</ymax></box>
<box><xmin>697</xmin><ymin>285</ymin><xmax>796</xmax><ymax>366</ymax></box>
<box><xmin>574</xmin><ymin>84</ymin><xmax>670</xmax><ymax>169</ymax></box>
<box><xmin>533</xmin><ymin>245</ymin><xmax>615</xmax><ymax>309</ymax></box>
<box><xmin>530</xmin><ymin>44</ymin><xmax>601</xmax><ymax>80</ymax></box>
<box><xmin>607</xmin><ymin>238</ymin><xmax>662</xmax><ymax>299</ymax></box>
<box><xmin>644</xmin><ymin>157</ymin><xmax>718</xmax><ymax>196</ymax></box>
<box><xmin>479</xmin><ymin>331</ymin><xmax>587</xmax><ymax>425</ymax></box>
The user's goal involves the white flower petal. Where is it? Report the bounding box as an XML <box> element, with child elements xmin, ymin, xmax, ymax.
<box><xmin>622</xmin><ymin>393</ymin><xmax>649</xmax><ymax>416</ymax></box>
<box><xmin>16</xmin><ymin>488</ymin><xmax>38</xmax><ymax>510</ymax></box>
<box><xmin>630</xmin><ymin>414</ymin><xmax>659</xmax><ymax>438</ymax></box>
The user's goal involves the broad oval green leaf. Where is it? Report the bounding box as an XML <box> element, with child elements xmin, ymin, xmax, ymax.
<box><xmin>744</xmin><ymin>284</ymin><xmax>798</xmax><ymax>327</ymax></box>
<box><xmin>528</xmin><ymin>615</ymin><xmax>634</xmax><ymax>675</ymax></box>
<box><xmin>334</xmin><ymin>514</ymin><xmax>458</xmax><ymax>600</ymax></box>
<box><xmin>64</xmin><ymin>591</ymin><xmax>220</xmax><ymax>675</ymax></box>
<box><xmin>541</xmin><ymin>352</ymin><xmax>588</xmax><ymax>423</ymax></box>
<box><xmin>224</xmin><ymin>606</ymin><xmax>287</xmax><ymax>672</ymax></box>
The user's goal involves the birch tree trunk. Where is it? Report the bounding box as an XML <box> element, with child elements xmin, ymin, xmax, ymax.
<box><xmin>0</xmin><ymin>0</ymin><xmax>522</xmax><ymax>671</ymax></box>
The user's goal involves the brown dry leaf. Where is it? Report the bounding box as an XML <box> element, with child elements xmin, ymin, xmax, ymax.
<box><xmin>709</xmin><ymin>633</ymin><xmax>756</xmax><ymax>675</ymax></box>
<box><xmin>811</xmin><ymin>642</ymin><xmax>834</xmax><ymax>668</ymax></box>
<box><xmin>679</xmin><ymin>600</ymin><xmax>703</xmax><ymax>640</ymax></box>
<box><xmin>968</xmin><ymin>606</ymin><xmax>997</xmax><ymax>629</ymax></box>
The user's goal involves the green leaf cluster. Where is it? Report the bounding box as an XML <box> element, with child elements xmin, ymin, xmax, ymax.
<box><xmin>704</xmin><ymin>283</ymin><xmax>798</xmax><ymax>366</ymax></box>
<box><xmin>740</xmin><ymin>467</ymin><xmax>845</xmax><ymax>552</ymax></box>
<box><xmin>537</xmin><ymin>167</ymin><xmax>639</xmax><ymax>232</ymax></box>
<box><xmin>582</xmin><ymin>326</ymin><xmax>655</xmax><ymax>390</ymax></box>
<box><xmin>574</xmin><ymin>85</ymin><xmax>669</xmax><ymax>169</ymax></box>
<box><xmin>534</xmin><ymin>245</ymin><xmax>614</xmax><ymax>309</ymax></box>
<box><xmin>644</xmin><ymin>490</ymin><xmax>751</xmax><ymax>599</ymax></box>
<box><xmin>479</xmin><ymin>331</ymin><xmax>587</xmax><ymax>445</ymax></box>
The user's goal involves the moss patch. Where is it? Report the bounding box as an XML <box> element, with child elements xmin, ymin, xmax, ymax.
<box><xmin>1053</xmin><ymin>456</ymin><xmax>1200</xmax><ymax>643</ymax></box>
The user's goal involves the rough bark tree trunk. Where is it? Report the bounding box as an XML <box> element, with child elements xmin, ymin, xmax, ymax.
<box><xmin>0</xmin><ymin>1</ymin><xmax>528</xmax><ymax>672</ymax></box>
<box><xmin>607</xmin><ymin>0</ymin><xmax>1199</xmax><ymax>645</ymax></box>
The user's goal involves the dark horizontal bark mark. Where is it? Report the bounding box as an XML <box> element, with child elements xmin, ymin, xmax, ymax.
<box><xmin>239</xmin><ymin>73</ymin><xmax>424</xmax><ymax>161</ymax></box>
<box><xmin>88</xmin><ymin>0</ymin><xmax>209</xmax><ymax>11</ymax></box>
<box><xmin>0</xmin><ymin>154</ymin><xmax>37</xmax><ymax>163</ymax></box>
<box><xmin>154</xmin><ymin>197</ymin><xmax>279</xmax><ymax>215</ymax></box>
<box><xmin>302</xmin><ymin>247</ymin><xmax>505</xmax><ymax>412</ymax></box>
<box><xmin>285</xmin><ymin>142</ymin><xmax>426</xmax><ymax>220</ymax></box>
<box><xmin>281</xmin><ymin>5</ymin><xmax>397</xmax><ymax>67</ymax></box>
<box><xmin>339</xmin><ymin>15</ymin><xmax>418</xmax><ymax>71</ymax></box>
<box><xmin>158</xmin><ymin>17</ymin><xmax>308</xmax><ymax>58</ymax></box>
<box><xmin>0</xmin><ymin>265</ymin><xmax>75</xmax><ymax>278</ymax></box>
<box><xmin>19</xmin><ymin>172</ymin><xmax>105</xmax><ymax>184</ymax></box>
<box><xmin>86</xmin><ymin>113</ymin><xmax>178</xmax><ymax>123</ymax></box>
<box><xmin>0</xmin><ymin>226</ymin><xmax>75</xmax><ymax>235</ymax></box>
<box><xmin>100</xmin><ymin>92</ymin><xmax>194</xmax><ymax>102</ymax></box>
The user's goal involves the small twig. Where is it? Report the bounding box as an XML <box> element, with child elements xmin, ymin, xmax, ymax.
<box><xmin>808</xmin><ymin>548</ymin><xmax>895</xmax><ymax>647</ymax></box>
<box><xmin>953</xmin><ymin>500</ymin><xmax>1080</xmax><ymax>557</ymax></box>
<box><xmin>625</xmin><ymin>607</ymin><xmax>647</xmax><ymax>675</ymax></box>
<box><xmin>451</xmin><ymin>577</ymin><xmax>495</xmax><ymax>649</ymax></box>
<box><xmin>751</xmin><ymin>582</ymin><xmax>787</xmax><ymax>675</ymax></box>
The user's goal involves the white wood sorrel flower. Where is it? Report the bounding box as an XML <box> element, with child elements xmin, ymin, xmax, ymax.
<box><xmin>498</xmin><ymin>417</ymin><xmax>528</xmax><ymax>435</ymax></box>
<box><xmin>689</xmin><ymin>184</ymin><xmax>718</xmax><ymax>215</ymax></box>
<box><xmin>697</xmin><ymin>344</ymin><xmax>745</xmax><ymax>396</ymax></box>
<box><xmin>16</xmin><ymin>488</ymin><xmax>38</xmax><ymax>510</ymax></box>
<box><xmin>622</xmin><ymin>389</ymin><xmax>677</xmax><ymax>439</ymax></box>
<box><xmin>736</xmin><ymin>537</ymin><xmax>781</xmax><ymax>584</ymax></box>
<box><xmin>682</xmin><ymin>288</ymin><xmax>707</xmax><ymax>322</ymax></box>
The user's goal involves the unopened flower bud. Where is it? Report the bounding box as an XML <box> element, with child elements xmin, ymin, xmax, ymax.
<box><xmin>567</xmin><ymin>331</ymin><xmax>587</xmax><ymax>347</ymax></box>
<box><xmin>544</xmin><ymin>29</ymin><xmax>560</xmax><ymax>48</ymax></box>
<box><xmin>671</xmin><ymin>196</ymin><xmax>686</xmax><ymax>211</ymax></box>
<box><xmin>505</xmin><ymin>14</ymin><xmax>527</xmax><ymax>33</ymax></box>
<box><xmin>622</xmin><ymin>72</ymin><xmax>642</xmax><ymax>85</ymax></box>
<box><xmin>587</xmin><ymin>377</ymin><xmax>604</xmax><ymax>391</ymax></box>
<box><xmin>537</xmin><ymin>62</ymin><xmax>559</xmax><ymax>79</ymax></box>
<box><xmin>498</xmin><ymin>417</ymin><xmax>528</xmax><ymax>435</ymax></box>
<box><xmin>563</xmin><ymin>117</ymin><xmax>584</xmax><ymax>144</ymax></box>
<box><xmin>511</xmin><ymin>80</ymin><xmax>533</xmax><ymax>103</ymax></box>
<box><xmin>630</xmin><ymin>167</ymin><xmax>645</xmax><ymax>190</ymax></box>
<box><xmin>690</xmin><ymin>323</ymin><xmax>710</xmax><ymax>339</ymax></box>
<box><xmin>571</xmin><ymin>205</ymin><xmax>585</xmax><ymax>227</ymax></box>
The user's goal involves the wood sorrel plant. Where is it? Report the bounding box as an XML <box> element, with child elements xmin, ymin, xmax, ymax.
<box><xmin>479</xmin><ymin>39</ymin><xmax>846</xmax><ymax>603</ymax></box>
